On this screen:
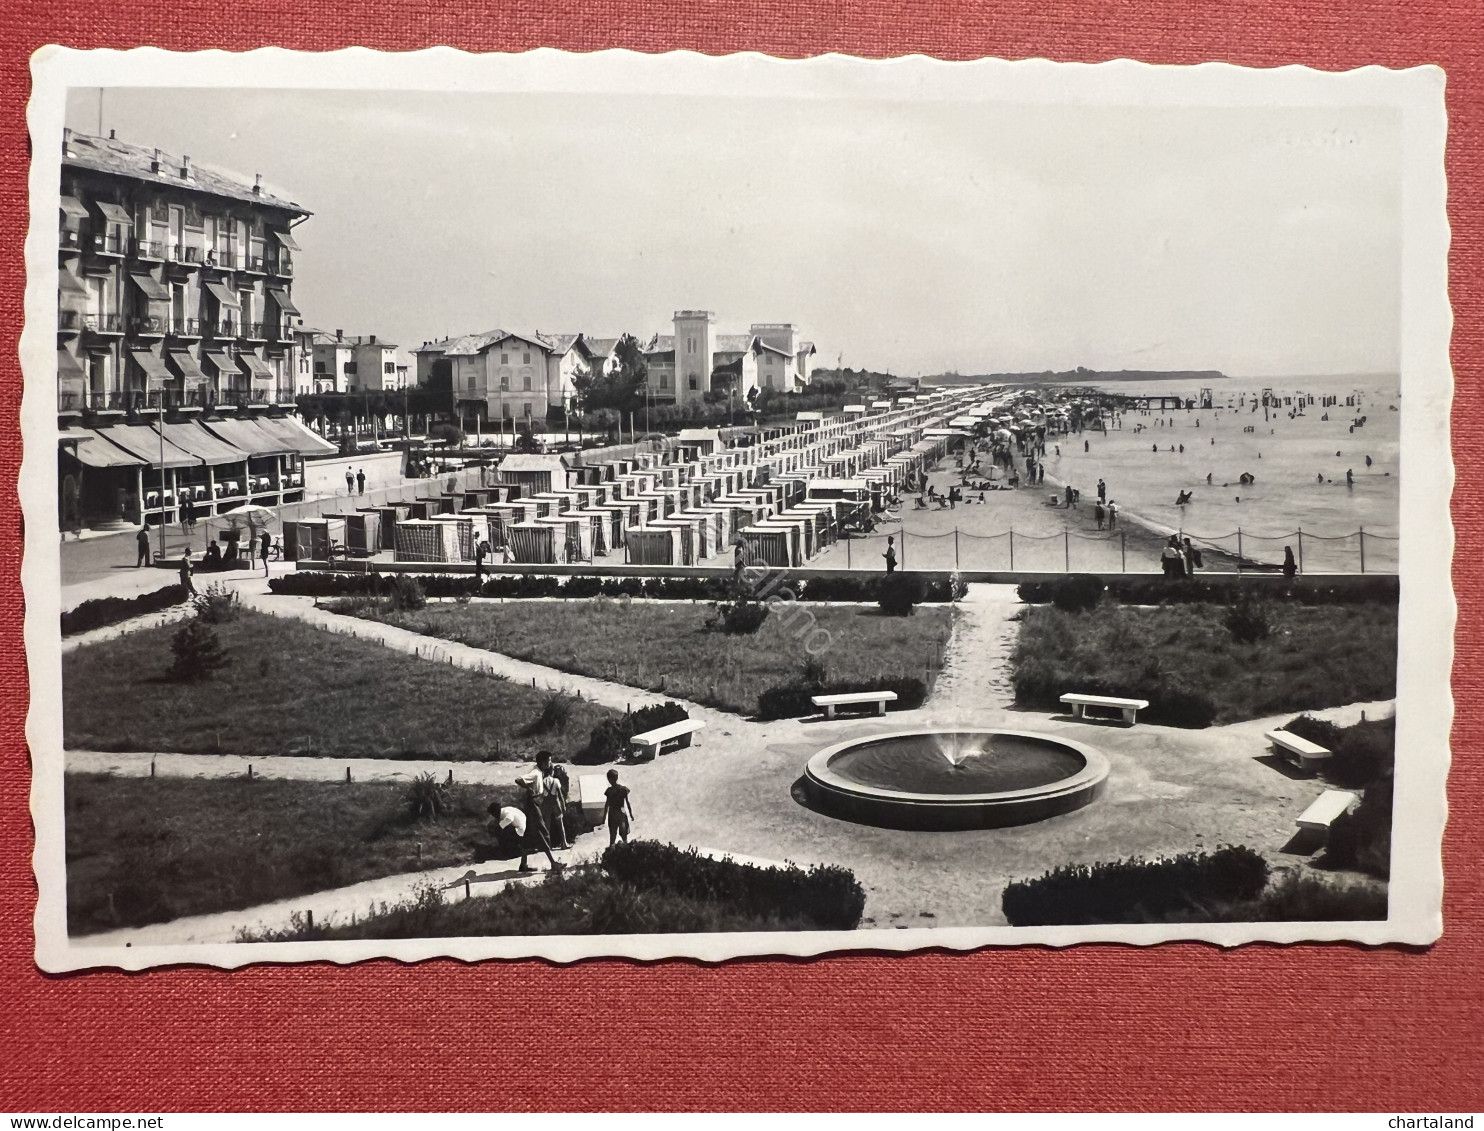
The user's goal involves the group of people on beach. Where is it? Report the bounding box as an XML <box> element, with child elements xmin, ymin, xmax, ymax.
<box><xmin>489</xmin><ymin>751</ymin><xmax>637</xmax><ymax>872</ymax></box>
<box><xmin>1160</xmin><ymin>535</ymin><xmax>1205</xmax><ymax>578</ymax></box>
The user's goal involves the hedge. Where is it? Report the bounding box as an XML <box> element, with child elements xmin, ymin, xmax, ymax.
<box><xmin>271</xmin><ymin>571</ymin><xmax>963</xmax><ymax>604</ymax></box>
<box><xmin>756</xmin><ymin>676</ymin><xmax>929</xmax><ymax>720</ymax></box>
<box><xmin>1001</xmin><ymin>845</ymin><xmax>1270</xmax><ymax>926</ymax></box>
<box><xmin>1284</xmin><ymin>714</ymin><xmax>1395</xmax><ymax>789</ymax></box>
<box><xmin>1017</xmin><ymin>574</ymin><xmax>1398</xmax><ymax>608</ymax></box>
<box><xmin>600</xmin><ymin>840</ymin><xmax>866</xmax><ymax>930</ymax></box>
<box><xmin>61</xmin><ymin>584</ymin><xmax>188</xmax><ymax>637</ymax></box>
<box><xmin>578</xmin><ymin>700</ymin><xmax>690</xmax><ymax>764</ymax></box>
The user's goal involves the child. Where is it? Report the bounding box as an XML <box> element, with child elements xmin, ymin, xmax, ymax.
<box><xmin>602</xmin><ymin>768</ymin><xmax>635</xmax><ymax>847</ymax></box>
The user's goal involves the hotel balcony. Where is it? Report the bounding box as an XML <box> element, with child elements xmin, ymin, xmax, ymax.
<box><xmin>132</xmin><ymin>238</ymin><xmax>167</xmax><ymax>262</ymax></box>
<box><xmin>243</xmin><ymin>254</ymin><xmax>268</xmax><ymax>275</ymax></box>
<box><xmin>242</xmin><ymin>321</ymin><xmax>268</xmax><ymax>342</ymax></box>
<box><xmin>166</xmin><ymin>317</ymin><xmax>203</xmax><ymax>340</ymax></box>
<box><xmin>82</xmin><ymin>389</ymin><xmax>131</xmax><ymax>412</ymax></box>
<box><xmin>205</xmin><ymin>318</ymin><xmax>241</xmax><ymax>339</ymax></box>
<box><xmin>59</xmin><ymin>228</ymin><xmax>84</xmax><ymax>255</ymax></box>
<box><xmin>130</xmin><ymin>314</ymin><xmax>169</xmax><ymax>338</ymax></box>
<box><xmin>270</xmin><ymin>254</ymin><xmax>294</xmax><ymax>278</ymax></box>
<box><xmin>82</xmin><ymin>312</ymin><xmax>125</xmax><ymax>336</ymax></box>
<box><xmin>204</xmin><ymin>250</ymin><xmax>243</xmax><ymax>272</ymax></box>
<box><xmin>90</xmin><ymin>232</ymin><xmax>126</xmax><ymax>257</ymax></box>
<box><xmin>222</xmin><ymin>387</ymin><xmax>271</xmax><ymax>407</ymax></box>
<box><xmin>167</xmin><ymin>244</ymin><xmax>205</xmax><ymax>271</ymax></box>
<box><xmin>57</xmin><ymin>380</ymin><xmax>86</xmax><ymax>414</ymax></box>
<box><xmin>57</xmin><ymin>308</ymin><xmax>82</xmax><ymax>336</ymax></box>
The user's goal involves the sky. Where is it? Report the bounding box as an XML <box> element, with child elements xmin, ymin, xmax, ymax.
<box><xmin>64</xmin><ymin>87</ymin><xmax>1402</xmax><ymax>379</ymax></box>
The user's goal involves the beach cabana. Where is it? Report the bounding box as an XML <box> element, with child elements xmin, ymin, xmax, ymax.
<box><xmin>289</xmin><ymin>517</ymin><xmax>347</xmax><ymax>562</ymax></box>
<box><xmin>738</xmin><ymin>524</ymin><xmax>792</xmax><ymax>568</ymax></box>
<box><xmin>505</xmin><ymin>521</ymin><xmax>558</xmax><ymax>564</ymax></box>
<box><xmin>429</xmin><ymin>514</ymin><xmax>476</xmax><ymax>560</ymax></box>
<box><xmin>394</xmin><ymin>518</ymin><xmax>460</xmax><ymax>563</ymax></box>
<box><xmin>322</xmin><ymin>511</ymin><xmax>381</xmax><ymax>556</ymax></box>
<box><xmin>535</xmin><ymin>515</ymin><xmax>592</xmax><ymax>563</ymax></box>
<box><xmin>625</xmin><ymin>525</ymin><xmax>682</xmax><ymax>566</ymax></box>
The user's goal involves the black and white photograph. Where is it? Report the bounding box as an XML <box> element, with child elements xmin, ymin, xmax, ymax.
<box><xmin>22</xmin><ymin>48</ymin><xmax>1452</xmax><ymax>970</ymax></box>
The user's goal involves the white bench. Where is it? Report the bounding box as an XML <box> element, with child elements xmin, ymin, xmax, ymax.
<box><xmin>629</xmin><ymin>718</ymin><xmax>706</xmax><ymax>760</ymax></box>
<box><xmin>1296</xmin><ymin>789</ymin><xmax>1358</xmax><ymax>842</ymax></box>
<box><xmin>1265</xmin><ymin>729</ymin><xmax>1332</xmax><ymax>776</ymax></box>
<box><xmin>577</xmin><ymin>774</ymin><xmax>608</xmax><ymax>827</ymax></box>
<box><xmin>812</xmin><ymin>690</ymin><xmax>898</xmax><ymax>719</ymax></box>
<box><xmin>1061</xmin><ymin>693</ymin><xmax>1149</xmax><ymax>725</ymax></box>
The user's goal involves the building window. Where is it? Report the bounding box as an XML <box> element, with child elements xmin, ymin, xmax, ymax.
<box><xmin>522</xmin><ymin>402</ymin><xmax>532</xmax><ymax>418</ymax></box>
<box><xmin>384</xmin><ymin>361</ymin><xmax>395</xmax><ymax>374</ymax></box>
<box><xmin>314</xmin><ymin>361</ymin><xmax>326</xmax><ymax>374</ymax></box>
<box><xmin>521</xmin><ymin>368</ymin><xmax>533</xmax><ymax>391</ymax></box>
<box><xmin>499</xmin><ymin>366</ymin><xmax>512</xmax><ymax>390</ymax></box>
<box><xmin>659</xmin><ymin>373</ymin><xmax>669</xmax><ymax>389</ymax></box>
<box><xmin>689</xmin><ymin>375</ymin><xmax>698</xmax><ymax>390</ymax></box>
<box><xmin>344</xmin><ymin>362</ymin><xmax>358</xmax><ymax>375</ymax></box>
<box><xmin>523</xmin><ymin>351</ymin><xmax>531</xmax><ymax>364</ymax></box>
<box><xmin>500</xmin><ymin>352</ymin><xmax>508</xmax><ymax>364</ymax></box>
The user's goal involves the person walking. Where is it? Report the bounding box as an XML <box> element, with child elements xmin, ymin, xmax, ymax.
<box><xmin>259</xmin><ymin>529</ymin><xmax>272</xmax><ymax>576</ymax></box>
<box><xmin>536</xmin><ymin>751</ymin><xmax>572</xmax><ymax>851</ymax></box>
<box><xmin>1106</xmin><ymin>500</ymin><xmax>1118</xmax><ymax>528</ymax></box>
<box><xmin>179</xmin><ymin>547</ymin><xmax>197</xmax><ymax>597</ymax></box>
<box><xmin>356</xmin><ymin>467</ymin><xmax>366</xmax><ymax>496</ymax></box>
<box><xmin>181</xmin><ymin>493</ymin><xmax>195</xmax><ymax>534</ymax></box>
<box><xmin>883</xmin><ymin>535</ymin><xmax>897</xmax><ymax>573</ymax></box>
<box><xmin>1094</xmin><ymin>501</ymin><xmax>1105</xmax><ymax>530</ymax></box>
<box><xmin>1282</xmin><ymin>545</ymin><xmax>1298</xmax><ymax>580</ymax></box>
<box><xmin>1096</xmin><ymin>478</ymin><xmax>1106</xmax><ymax>503</ymax></box>
<box><xmin>474</xmin><ymin>536</ymin><xmax>490</xmax><ymax>587</ymax></box>
<box><xmin>509</xmin><ymin>771</ymin><xmax>562</xmax><ymax>873</ymax></box>
<box><xmin>602</xmin><ymin>768</ymin><xmax>635</xmax><ymax>847</ymax></box>
<box><xmin>135</xmin><ymin>526</ymin><xmax>151</xmax><ymax>568</ymax></box>
<box><xmin>345</xmin><ymin>467</ymin><xmax>355</xmax><ymax>496</ymax></box>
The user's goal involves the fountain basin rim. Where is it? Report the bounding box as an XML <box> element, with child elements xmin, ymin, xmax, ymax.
<box><xmin>805</xmin><ymin>727</ymin><xmax>1109</xmax><ymax>807</ymax></box>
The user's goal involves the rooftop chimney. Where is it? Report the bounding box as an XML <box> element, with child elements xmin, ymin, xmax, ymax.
<box><xmin>180</xmin><ymin>155</ymin><xmax>192</xmax><ymax>180</ymax></box>
<box><xmin>336</xmin><ymin>329</ymin><xmax>343</xmax><ymax>341</ymax></box>
<box><xmin>253</xmin><ymin>173</ymin><xmax>262</xmax><ymax>195</ymax></box>
<box><xmin>370</xmin><ymin>334</ymin><xmax>376</xmax><ymax>344</ymax></box>
<box><xmin>108</xmin><ymin>129</ymin><xmax>116</xmax><ymax>140</ymax></box>
<box><xmin>151</xmin><ymin>148</ymin><xmax>162</xmax><ymax>174</ymax></box>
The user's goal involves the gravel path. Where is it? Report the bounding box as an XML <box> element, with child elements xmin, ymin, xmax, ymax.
<box><xmin>927</xmin><ymin>583</ymin><xmax>1022</xmax><ymax>721</ymax></box>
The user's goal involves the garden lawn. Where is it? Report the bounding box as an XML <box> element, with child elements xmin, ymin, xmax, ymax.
<box><xmin>63</xmin><ymin>609</ymin><xmax>619</xmax><ymax>761</ymax></box>
<box><xmin>64</xmin><ymin>774</ymin><xmax>549</xmax><ymax>935</ymax></box>
<box><xmin>1010</xmin><ymin>601</ymin><xmax>1397</xmax><ymax>725</ymax></box>
<box><xmin>354</xmin><ymin>600</ymin><xmax>955</xmax><ymax>716</ymax></box>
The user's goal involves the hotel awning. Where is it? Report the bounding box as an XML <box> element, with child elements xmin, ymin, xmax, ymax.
<box><xmin>95</xmin><ymin>202</ymin><xmax>132</xmax><ymax>225</ymax></box>
<box><xmin>273</xmin><ymin>229</ymin><xmax>300</xmax><ymax>251</ymax></box>
<box><xmin>130</xmin><ymin>350</ymin><xmax>173</xmax><ymax>383</ymax></box>
<box><xmin>59</xmin><ymin>427</ymin><xmax>147</xmax><ymax>469</ymax></box>
<box><xmin>155</xmin><ymin>421</ymin><xmax>248</xmax><ymax>466</ymax></box>
<box><xmin>59</xmin><ymin>196</ymin><xmax>88</xmax><ymax>220</ymax></box>
<box><xmin>89</xmin><ymin>424</ymin><xmax>200</xmax><ymax>469</ymax></box>
<box><xmin>254</xmin><ymin>415</ymin><xmax>339</xmax><ymax>457</ymax></box>
<box><xmin>203</xmin><ymin>281</ymin><xmax>241</xmax><ymax>308</ymax></box>
<box><xmin>268</xmin><ymin>288</ymin><xmax>299</xmax><ymax>315</ymax></box>
<box><xmin>204</xmin><ymin>351</ymin><xmax>241</xmax><ymax>377</ymax></box>
<box><xmin>200</xmin><ymin>417</ymin><xmax>296</xmax><ymax>456</ymax></box>
<box><xmin>239</xmin><ymin>353</ymin><xmax>274</xmax><ymax>379</ymax></box>
<box><xmin>166</xmin><ymin>351</ymin><xmax>208</xmax><ymax>381</ymax></box>
<box><xmin>129</xmin><ymin>273</ymin><xmax>171</xmax><ymax>302</ymax></box>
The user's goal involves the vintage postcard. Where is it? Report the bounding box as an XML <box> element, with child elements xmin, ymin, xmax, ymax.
<box><xmin>23</xmin><ymin>48</ymin><xmax>1452</xmax><ymax>971</ymax></box>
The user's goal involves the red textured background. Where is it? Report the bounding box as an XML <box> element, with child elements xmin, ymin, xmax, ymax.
<box><xmin>2</xmin><ymin>0</ymin><xmax>1480</xmax><ymax>1113</ymax></box>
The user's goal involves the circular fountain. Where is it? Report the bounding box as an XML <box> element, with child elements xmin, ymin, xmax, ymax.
<box><xmin>803</xmin><ymin>729</ymin><xmax>1108</xmax><ymax>831</ymax></box>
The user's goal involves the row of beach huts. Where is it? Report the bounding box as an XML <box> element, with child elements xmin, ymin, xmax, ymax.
<box><xmin>286</xmin><ymin>387</ymin><xmax>998</xmax><ymax>569</ymax></box>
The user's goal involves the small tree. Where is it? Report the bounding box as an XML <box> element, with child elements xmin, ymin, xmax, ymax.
<box><xmin>404</xmin><ymin>772</ymin><xmax>449</xmax><ymax>821</ymax></box>
<box><xmin>1223</xmin><ymin>592</ymin><xmax>1272</xmax><ymax>644</ymax></box>
<box><xmin>169</xmin><ymin>619</ymin><xmax>229</xmax><ymax>682</ymax></box>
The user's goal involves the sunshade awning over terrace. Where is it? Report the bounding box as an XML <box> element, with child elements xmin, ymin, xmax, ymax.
<box><xmin>58</xmin><ymin>427</ymin><xmax>147</xmax><ymax>468</ymax></box>
<box><xmin>253</xmin><ymin>415</ymin><xmax>339</xmax><ymax>457</ymax></box>
<box><xmin>89</xmin><ymin>424</ymin><xmax>200</xmax><ymax>469</ymax></box>
<box><xmin>156</xmin><ymin>421</ymin><xmax>249</xmax><ymax>466</ymax></box>
<box><xmin>199</xmin><ymin>417</ymin><xmax>297</xmax><ymax>457</ymax></box>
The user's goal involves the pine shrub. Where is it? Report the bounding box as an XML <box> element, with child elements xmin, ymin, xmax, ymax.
<box><xmin>168</xmin><ymin>619</ymin><xmax>230</xmax><ymax>682</ymax></box>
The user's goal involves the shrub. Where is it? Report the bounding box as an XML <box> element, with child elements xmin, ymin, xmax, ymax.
<box><xmin>1325</xmin><ymin>771</ymin><xmax>1394</xmax><ymax>878</ymax></box>
<box><xmin>61</xmin><ymin>584</ymin><xmax>187</xmax><ymax>637</ymax></box>
<box><xmin>1052</xmin><ymin>574</ymin><xmax>1104</xmax><ymax>613</ymax></box>
<box><xmin>1001</xmin><ymin>846</ymin><xmax>1270</xmax><ymax>926</ymax></box>
<box><xmin>579</xmin><ymin>701</ymin><xmax>690</xmax><ymax>763</ymax></box>
<box><xmin>1223</xmin><ymin>593</ymin><xmax>1272</xmax><ymax>643</ymax></box>
<box><xmin>1244</xmin><ymin>868</ymin><xmax>1388</xmax><ymax>921</ymax></box>
<box><xmin>707</xmin><ymin>597</ymin><xmax>770</xmax><ymax>635</ymax></box>
<box><xmin>404</xmin><ymin>772</ymin><xmax>449</xmax><ymax>821</ymax></box>
<box><xmin>531</xmin><ymin>691</ymin><xmax>575</xmax><ymax>734</ymax></box>
<box><xmin>1146</xmin><ymin>681</ymin><xmax>1218</xmax><ymax>729</ymax></box>
<box><xmin>388</xmin><ymin>574</ymin><xmax>427</xmax><ymax>611</ymax></box>
<box><xmin>1017</xmin><ymin>575</ymin><xmax>1399</xmax><ymax>608</ymax></box>
<box><xmin>756</xmin><ymin>675</ymin><xmax>928</xmax><ymax>720</ymax></box>
<box><xmin>168</xmin><ymin>619</ymin><xmax>229</xmax><ymax>682</ymax></box>
<box><xmin>601</xmin><ymin>840</ymin><xmax>866</xmax><ymax>930</ymax></box>
<box><xmin>191</xmin><ymin>583</ymin><xmax>241</xmax><ymax>624</ymax></box>
<box><xmin>1284</xmin><ymin>713</ymin><xmax>1345</xmax><ymax>751</ymax></box>
<box><xmin>878</xmin><ymin>572</ymin><xmax>926</xmax><ymax>616</ymax></box>
<box><xmin>948</xmin><ymin>571</ymin><xmax>969</xmax><ymax>602</ymax></box>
